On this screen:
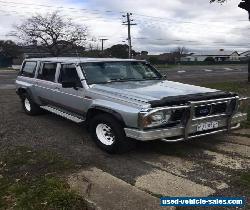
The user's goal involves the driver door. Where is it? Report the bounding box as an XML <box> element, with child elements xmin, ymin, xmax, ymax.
<box><xmin>52</xmin><ymin>64</ymin><xmax>86</xmax><ymax>115</ymax></box>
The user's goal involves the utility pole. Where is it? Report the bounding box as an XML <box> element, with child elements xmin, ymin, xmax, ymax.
<box><xmin>100</xmin><ymin>38</ymin><xmax>108</xmax><ymax>52</ymax></box>
<box><xmin>122</xmin><ymin>13</ymin><xmax>136</xmax><ymax>59</ymax></box>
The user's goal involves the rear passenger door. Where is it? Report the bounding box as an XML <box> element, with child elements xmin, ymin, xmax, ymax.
<box><xmin>34</xmin><ymin>62</ymin><xmax>58</xmax><ymax>105</ymax></box>
<box><xmin>52</xmin><ymin>64</ymin><xmax>86</xmax><ymax>115</ymax></box>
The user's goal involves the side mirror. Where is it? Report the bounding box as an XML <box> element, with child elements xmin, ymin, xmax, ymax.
<box><xmin>62</xmin><ymin>81</ymin><xmax>76</xmax><ymax>88</ymax></box>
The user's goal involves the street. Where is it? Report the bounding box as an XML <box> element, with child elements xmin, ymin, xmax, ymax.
<box><xmin>160</xmin><ymin>64</ymin><xmax>248</xmax><ymax>84</ymax></box>
<box><xmin>0</xmin><ymin>66</ymin><xmax>249</xmax><ymax>210</ymax></box>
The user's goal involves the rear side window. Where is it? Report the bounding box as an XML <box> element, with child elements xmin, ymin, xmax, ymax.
<box><xmin>21</xmin><ymin>61</ymin><xmax>37</xmax><ymax>78</ymax></box>
<box><xmin>37</xmin><ymin>63</ymin><xmax>57</xmax><ymax>82</ymax></box>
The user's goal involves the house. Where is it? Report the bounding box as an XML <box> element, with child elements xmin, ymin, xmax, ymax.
<box><xmin>181</xmin><ymin>49</ymin><xmax>240</xmax><ymax>62</ymax></box>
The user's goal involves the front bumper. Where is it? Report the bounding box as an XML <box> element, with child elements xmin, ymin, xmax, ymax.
<box><xmin>124</xmin><ymin>112</ymin><xmax>247</xmax><ymax>142</ymax></box>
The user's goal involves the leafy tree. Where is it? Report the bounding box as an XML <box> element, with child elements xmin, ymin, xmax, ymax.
<box><xmin>12</xmin><ymin>11</ymin><xmax>87</xmax><ymax>56</ymax></box>
<box><xmin>105</xmin><ymin>44</ymin><xmax>129</xmax><ymax>58</ymax></box>
<box><xmin>148</xmin><ymin>56</ymin><xmax>159</xmax><ymax>64</ymax></box>
<box><xmin>0</xmin><ymin>40</ymin><xmax>20</xmax><ymax>58</ymax></box>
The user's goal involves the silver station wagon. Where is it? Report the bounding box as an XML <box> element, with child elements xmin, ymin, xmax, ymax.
<box><xmin>16</xmin><ymin>57</ymin><xmax>248</xmax><ymax>153</ymax></box>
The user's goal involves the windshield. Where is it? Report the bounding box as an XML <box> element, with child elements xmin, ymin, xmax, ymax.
<box><xmin>80</xmin><ymin>61</ymin><xmax>162</xmax><ymax>85</ymax></box>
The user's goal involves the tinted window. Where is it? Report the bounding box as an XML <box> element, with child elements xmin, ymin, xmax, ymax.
<box><xmin>37</xmin><ymin>63</ymin><xmax>57</xmax><ymax>82</ymax></box>
<box><xmin>59</xmin><ymin>64</ymin><xmax>82</xmax><ymax>88</ymax></box>
<box><xmin>21</xmin><ymin>61</ymin><xmax>37</xmax><ymax>78</ymax></box>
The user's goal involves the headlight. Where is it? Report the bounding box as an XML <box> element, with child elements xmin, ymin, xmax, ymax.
<box><xmin>151</xmin><ymin>112</ymin><xmax>164</xmax><ymax>121</ymax></box>
<box><xmin>139</xmin><ymin>110</ymin><xmax>172</xmax><ymax>128</ymax></box>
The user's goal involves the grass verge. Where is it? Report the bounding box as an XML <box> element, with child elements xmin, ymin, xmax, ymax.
<box><xmin>239</xmin><ymin>171</ymin><xmax>250</xmax><ymax>188</ymax></box>
<box><xmin>232</xmin><ymin>170</ymin><xmax>250</xmax><ymax>209</ymax></box>
<box><xmin>0</xmin><ymin>147</ymin><xmax>91</xmax><ymax>210</ymax></box>
<box><xmin>0</xmin><ymin>67</ymin><xmax>11</xmax><ymax>70</ymax></box>
<box><xmin>202</xmin><ymin>81</ymin><xmax>250</xmax><ymax>97</ymax></box>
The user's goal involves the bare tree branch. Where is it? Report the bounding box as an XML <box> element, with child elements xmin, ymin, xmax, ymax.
<box><xmin>11</xmin><ymin>11</ymin><xmax>87</xmax><ymax>56</ymax></box>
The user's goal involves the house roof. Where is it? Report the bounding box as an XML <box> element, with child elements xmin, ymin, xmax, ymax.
<box><xmin>240</xmin><ymin>51</ymin><xmax>250</xmax><ymax>56</ymax></box>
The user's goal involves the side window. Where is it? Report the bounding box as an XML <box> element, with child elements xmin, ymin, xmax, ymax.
<box><xmin>37</xmin><ymin>63</ymin><xmax>57</xmax><ymax>82</ymax></box>
<box><xmin>21</xmin><ymin>61</ymin><xmax>37</xmax><ymax>78</ymax></box>
<box><xmin>58</xmin><ymin>64</ymin><xmax>82</xmax><ymax>88</ymax></box>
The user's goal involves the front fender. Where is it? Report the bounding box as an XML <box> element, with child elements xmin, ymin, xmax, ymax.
<box><xmin>89</xmin><ymin>99</ymin><xmax>141</xmax><ymax>128</ymax></box>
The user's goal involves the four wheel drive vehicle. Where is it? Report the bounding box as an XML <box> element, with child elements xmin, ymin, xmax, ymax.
<box><xmin>16</xmin><ymin>58</ymin><xmax>249</xmax><ymax>153</ymax></box>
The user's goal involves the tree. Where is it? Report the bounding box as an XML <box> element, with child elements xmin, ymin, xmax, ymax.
<box><xmin>12</xmin><ymin>11</ymin><xmax>87</xmax><ymax>56</ymax></box>
<box><xmin>105</xmin><ymin>44</ymin><xmax>129</xmax><ymax>58</ymax></box>
<box><xmin>148</xmin><ymin>56</ymin><xmax>159</xmax><ymax>64</ymax></box>
<box><xmin>172</xmin><ymin>47</ymin><xmax>189</xmax><ymax>62</ymax></box>
<box><xmin>0</xmin><ymin>40</ymin><xmax>20</xmax><ymax>58</ymax></box>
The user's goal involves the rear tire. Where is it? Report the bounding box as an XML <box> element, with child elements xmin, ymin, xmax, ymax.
<box><xmin>21</xmin><ymin>93</ymin><xmax>42</xmax><ymax>115</ymax></box>
<box><xmin>89</xmin><ymin>114</ymin><xmax>135</xmax><ymax>154</ymax></box>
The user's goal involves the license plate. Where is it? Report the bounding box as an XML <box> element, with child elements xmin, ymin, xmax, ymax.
<box><xmin>197</xmin><ymin>121</ymin><xmax>219</xmax><ymax>132</ymax></box>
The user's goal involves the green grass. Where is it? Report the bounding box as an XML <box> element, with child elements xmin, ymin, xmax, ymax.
<box><xmin>0</xmin><ymin>67</ymin><xmax>11</xmax><ymax>70</ymax></box>
<box><xmin>0</xmin><ymin>147</ymin><xmax>90</xmax><ymax>210</ymax></box>
<box><xmin>232</xmin><ymin>170</ymin><xmax>250</xmax><ymax>201</ymax></box>
<box><xmin>202</xmin><ymin>81</ymin><xmax>250</xmax><ymax>97</ymax></box>
<box><xmin>239</xmin><ymin>171</ymin><xmax>250</xmax><ymax>187</ymax></box>
<box><xmin>202</xmin><ymin>81</ymin><xmax>250</xmax><ymax>129</ymax></box>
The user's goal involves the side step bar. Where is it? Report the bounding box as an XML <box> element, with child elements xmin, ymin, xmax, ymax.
<box><xmin>40</xmin><ymin>105</ymin><xmax>85</xmax><ymax>123</ymax></box>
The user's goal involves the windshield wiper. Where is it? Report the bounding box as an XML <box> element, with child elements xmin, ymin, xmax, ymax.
<box><xmin>143</xmin><ymin>77</ymin><xmax>161</xmax><ymax>80</ymax></box>
<box><xmin>108</xmin><ymin>78</ymin><xmax>144</xmax><ymax>82</ymax></box>
<box><xmin>90</xmin><ymin>77</ymin><xmax>161</xmax><ymax>85</ymax></box>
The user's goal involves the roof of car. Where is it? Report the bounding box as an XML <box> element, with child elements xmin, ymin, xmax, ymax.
<box><xmin>25</xmin><ymin>57</ymin><xmax>144</xmax><ymax>63</ymax></box>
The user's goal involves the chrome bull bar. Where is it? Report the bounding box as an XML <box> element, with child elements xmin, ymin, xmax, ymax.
<box><xmin>133</xmin><ymin>96</ymin><xmax>249</xmax><ymax>141</ymax></box>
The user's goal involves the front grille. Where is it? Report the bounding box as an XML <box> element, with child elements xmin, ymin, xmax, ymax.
<box><xmin>195</xmin><ymin>105</ymin><xmax>211</xmax><ymax>117</ymax></box>
<box><xmin>194</xmin><ymin>98</ymin><xmax>238</xmax><ymax>118</ymax></box>
<box><xmin>195</xmin><ymin>102</ymin><xmax>228</xmax><ymax>118</ymax></box>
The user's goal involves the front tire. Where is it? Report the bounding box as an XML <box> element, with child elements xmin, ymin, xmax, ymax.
<box><xmin>21</xmin><ymin>93</ymin><xmax>42</xmax><ymax>115</ymax></box>
<box><xmin>89</xmin><ymin>114</ymin><xmax>135</xmax><ymax>154</ymax></box>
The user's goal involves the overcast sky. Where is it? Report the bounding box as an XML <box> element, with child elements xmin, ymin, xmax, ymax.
<box><xmin>0</xmin><ymin>0</ymin><xmax>249</xmax><ymax>54</ymax></box>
